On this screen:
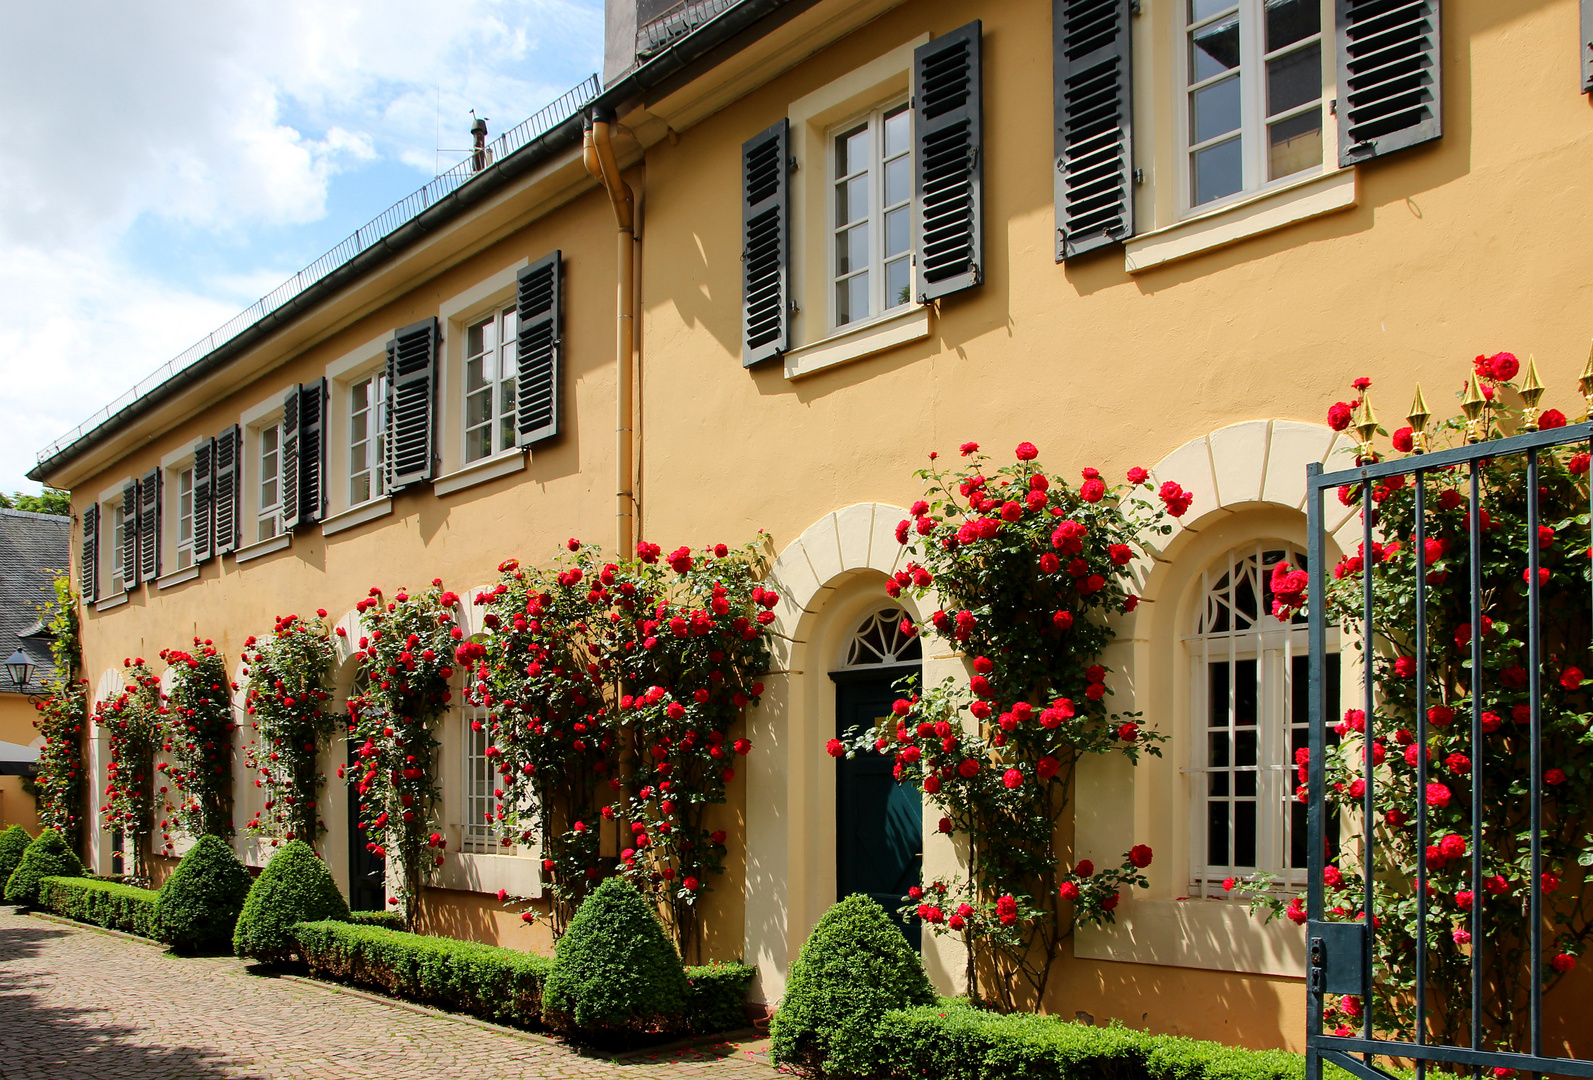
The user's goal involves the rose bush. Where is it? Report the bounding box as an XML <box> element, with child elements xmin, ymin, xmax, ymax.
<box><xmin>846</xmin><ymin>442</ymin><xmax>1186</xmax><ymax>1010</ymax></box>
<box><xmin>242</xmin><ymin>612</ymin><xmax>338</xmax><ymax>848</ymax></box>
<box><xmin>95</xmin><ymin>659</ymin><xmax>162</xmax><ymax>881</ymax></box>
<box><xmin>31</xmin><ymin>575</ymin><xmax>86</xmax><ymax>848</ymax></box>
<box><xmin>158</xmin><ymin>640</ymin><xmax>235</xmax><ymax>842</ymax></box>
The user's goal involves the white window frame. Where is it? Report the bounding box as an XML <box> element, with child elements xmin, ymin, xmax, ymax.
<box><xmin>1185</xmin><ymin>540</ymin><xmax>1338</xmax><ymax>897</ymax></box>
<box><xmin>461</xmin><ymin>701</ymin><xmax>499</xmax><ymax>854</ymax></box>
<box><xmin>171</xmin><ymin>462</ymin><xmax>195</xmax><ymax>571</ymax></box>
<box><xmin>108</xmin><ymin>499</ymin><xmax>126</xmax><ymax>593</ymax></box>
<box><xmin>827</xmin><ymin>97</ymin><xmax>913</xmax><ymax>333</ymax></box>
<box><xmin>255</xmin><ymin>419</ymin><xmax>283</xmax><ymax>543</ymax></box>
<box><xmin>1179</xmin><ymin>0</ymin><xmax>1329</xmax><ymax>215</ymax></box>
<box><xmin>347</xmin><ymin>368</ymin><xmax>387</xmax><ymax>508</ymax></box>
<box><xmin>461</xmin><ymin>306</ymin><xmax>518</xmax><ymax>466</ymax></box>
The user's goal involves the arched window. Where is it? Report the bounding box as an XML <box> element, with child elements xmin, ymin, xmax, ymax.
<box><xmin>842</xmin><ymin>607</ymin><xmax>922</xmax><ymax>668</ymax></box>
<box><xmin>461</xmin><ymin>698</ymin><xmax>498</xmax><ymax>853</ymax></box>
<box><xmin>1187</xmin><ymin>541</ymin><xmax>1338</xmax><ymax>896</ymax></box>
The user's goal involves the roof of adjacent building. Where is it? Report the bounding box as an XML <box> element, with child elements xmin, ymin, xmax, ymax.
<box><xmin>0</xmin><ymin>508</ymin><xmax>69</xmax><ymax>693</ymax></box>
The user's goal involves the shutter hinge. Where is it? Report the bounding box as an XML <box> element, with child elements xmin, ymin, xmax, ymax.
<box><xmin>787</xmin><ymin>301</ymin><xmax>801</xmax><ymax>316</ymax></box>
<box><xmin>1329</xmin><ymin>97</ymin><xmax>1338</xmax><ymax>116</ymax></box>
<box><xmin>1130</xmin><ymin>0</ymin><xmax>1142</xmax><ymax>13</ymax></box>
<box><xmin>1133</xmin><ymin>168</ymin><xmax>1144</xmax><ymax>185</ymax></box>
<box><xmin>789</xmin><ymin>155</ymin><xmax>799</xmax><ymax>173</ymax></box>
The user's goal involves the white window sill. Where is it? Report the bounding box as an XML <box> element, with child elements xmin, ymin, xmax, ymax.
<box><xmin>156</xmin><ymin>564</ymin><xmax>200</xmax><ymax>590</ymax></box>
<box><xmin>93</xmin><ymin>592</ymin><xmax>129</xmax><ymax>612</ymax></box>
<box><xmin>322</xmin><ymin>497</ymin><xmax>393</xmax><ymax>537</ymax></box>
<box><xmin>784</xmin><ymin>304</ymin><xmax>931</xmax><ymax>380</ymax></box>
<box><xmin>1075</xmin><ymin>895</ymin><xmax>1305</xmax><ymax>977</ymax></box>
<box><xmin>234</xmin><ymin>532</ymin><xmax>292</xmax><ymax>564</ymax></box>
<box><xmin>436</xmin><ymin>847</ymin><xmax>544</xmax><ymax>897</ymax></box>
<box><xmin>433</xmin><ymin>449</ymin><xmax>525</xmax><ymax>497</ymax></box>
<box><xmin>1125</xmin><ymin>167</ymin><xmax>1357</xmax><ymax>274</ymax></box>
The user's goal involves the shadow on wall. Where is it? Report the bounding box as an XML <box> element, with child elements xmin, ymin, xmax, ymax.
<box><xmin>0</xmin><ymin>924</ymin><xmax>244</xmax><ymax>1078</ymax></box>
<box><xmin>414</xmin><ymin>886</ymin><xmax>555</xmax><ymax>955</ymax></box>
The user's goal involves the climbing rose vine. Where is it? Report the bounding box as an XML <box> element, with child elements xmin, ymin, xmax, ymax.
<box><xmin>840</xmin><ymin>441</ymin><xmax>1188</xmax><ymax>1011</ymax></box>
<box><xmin>157</xmin><ymin>640</ymin><xmax>236</xmax><ymax>843</ymax></box>
<box><xmin>96</xmin><ymin>659</ymin><xmax>162</xmax><ymax>881</ymax></box>
<box><xmin>241</xmin><ymin>612</ymin><xmax>338</xmax><ymax>848</ymax></box>
<box><xmin>1244</xmin><ymin>361</ymin><xmax>1593</xmax><ymax>1050</ymax></box>
<box><xmin>348</xmin><ymin>581</ymin><xmax>459</xmax><ymax>922</ymax></box>
<box><xmin>32</xmin><ymin>575</ymin><xmax>87</xmax><ymax>848</ymax></box>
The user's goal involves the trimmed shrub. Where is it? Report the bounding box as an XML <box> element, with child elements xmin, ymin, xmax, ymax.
<box><xmin>5</xmin><ymin>828</ymin><xmax>85</xmax><ymax>906</ymax></box>
<box><xmin>542</xmin><ymin>876</ymin><xmax>689</xmax><ymax>1045</ymax></box>
<box><xmin>684</xmin><ymin>961</ymin><xmax>757</xmax><ymax>1035</ymax></box>
<box><xmin>770</xmin><ymin>894</ymin><xmax>936</xmax><ymax>1076</ymax></box>
<box><xmin>854</xmin><ymin>1001</ymin><xmax>1308</xmax><ymax>1080</ymax></box>
<box><xmin>155</xmin><ymin>836</ymin><xmax>253</xmax><ymax>952</ymax></box>
<box><xmin>232</xmin><ymin>839</ymin><xmax>349</xmax><ymax>962</ymax></box>
<box><xmin>345</xmin><ymin>909</ymin><xmax>405</xmax><ymax>931</ymax></box>
<box><xmin>37</xmin><ymin>875</ymin><xmax>160</xmax><ymax>936</ymax></box>
<box><xmin>295</xmin><ymin>920</ymin><xmax>552</xmax><ymax>1026</ymax></box>
<box><xmin>0</xmin><ymin>825</ymin><xmax>32</xmax><ymax>889</ymax></box>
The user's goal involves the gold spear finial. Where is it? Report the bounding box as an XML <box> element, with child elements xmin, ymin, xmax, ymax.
<box><xmin>1461</xmin><ymin>374</ymin><xmax>1487</xmax><ymax>443</ymax></box>
<box><xmin>1354</xmin><ymin>393</ymin><xmax>1380</xmax><ymax>457</ymax></box>
<box><xmin>1407</xmin><ymin>384</ymin><xmax>1431</xmax><ymax>453</ymax></box>
<box><xmin>1519</xmin><ymin>355</ymin><xmax>1546</xmax><ymax>431</ymax></box>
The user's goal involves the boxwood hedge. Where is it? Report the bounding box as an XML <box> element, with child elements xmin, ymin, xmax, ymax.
<box><xmin>36</xmin><ymin>875</ymin><xmax>160</xmax><ymax>937</ymax></box>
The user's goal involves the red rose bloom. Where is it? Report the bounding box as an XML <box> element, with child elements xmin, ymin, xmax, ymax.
<box><xmin>1328</xmin><ymin>402</ymin><xmax>1355</xmax><ymax>431</ymax></box>
<box><xmin>959</xmin><ymin>441</ymin><xmax>980</xmax><ymax>456</ymax></box>
<box><xmin>1542</xmin><ymin>408</ymin><xmax>1568</xmax><ymax>429</ymax></box>
<box><xmin>1551</xmin><ymin>953</ymin><xmax>1576</xmax><ymax>974</ymax></box>
<box><xmin>1560</xmin><ymin>667</ymin><xmax>1584</xmax><ymax>691</ymax></box>
<box><xmin>1127</xmin><ymin>466</ymin><xmax>1149</xmax><ymax>484</ymax></box>
<box><xmin>958</xmin><ymin>759</ymin><xmax>980</xmax><ymax>778</ymax></box>
<box><xmin>1393</xmin><ymin>656</ymin><xmax>1416</xmax><ymax>678</ymax></box>
<box><xmin>1391</xmin><ymin>426</ymin><xmax>1415</xmax><ymax>452</ymax></box>
<box><xmin>1545</xmin><ymin>768</ymin><xmax>1567</xmax><ymax>785</ymax></box>
<box><xmin>1080</xmin><ymin>478</ymin><xmax>1106</xmax><ymax>503</ymax></box>
<box><xmin>1015</xmin><ymin>441</ymin><xmax>1038</xmax><ymax>460</ymax></box>
<box><xmin>1128</xmin><ymin>844</ymin><xmax>1153</xmax><ymax>868</ymax></box>
<box><xmin>1003</xmin><ymin>768</ymin><xmax>1024</xmax><ymax>789</ymax></box>
<box><xmin>1059</xmin><ymin>881</ymin><xmax>1080</xmax><ymax>900</ymax></box>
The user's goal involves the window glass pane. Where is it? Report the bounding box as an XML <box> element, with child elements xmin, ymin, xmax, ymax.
<box><xmin>1190</xmin><ymin>15</ymin><xmax>1240</xmax><ymax>83</ymax></box>
<box><xmin>1234</xmin><ymin>659</ymin><xmax>1257</xmax><ymax>726</ymax></box>
<box><xmin>351</xmin><ymin>472</ymin><xmax>371</xmax><ymax>506</ymax></box>
<box><xmin>352</xmin><ymin>379</ymin><xmax>369</xmax><ymax>413</ymax></box>
<box><xmin>837</xmin><ymin>124</ymin><xmax>869</xmax><ymax>178</ymax></box>
<box><xmin>466</xmin><ymin>389</ymin><xmax>493</xmax><ymax>429</ymax></box>
<box><xmin>1234</xmin><ymin>801</ymin><xmax>1258</xmax><ymax>866</ymax></box>
<box><xmin>837</xmin><ymin>272</ymin><xmax>869</xmax><ymax>325</ymax></box>
<box><xmin>1208</xmin><ymin>662</ymin><xmax>1230</xmax><ymax>729</ymax></box>
<box><xmin>1265</xmin><ymin>0</ymin><xmax>1320</xmax><ymax>52</ymax></box>
<box><xmin>466</xmin><ymin>426</ymin><xmax>492</xmax><ymax>463</ymax></box>
<box><xmin>262</xmin><ymin>426</ymin><xmax>278</xmax><ymax>456</ymax></box>
<box><xmin>1190</xmin><ymin>0</ymin><xmax>1238</xmax><ymax>22</ymax></box>
<box><xmin>1209</xmin><ymin>771</ymin><xmax>1229</xmax><ymax>796</ymax></box>
<box><xmin>1236</xmin><ymin>769</ymin><xmax>1257</xmax><ymax>797</ymax></box>
<box><xmin>885</xmin><ymin>257</ymin><xmax>910</xmax><ymax>310</ymax></box>
<box><xmin>466</xmin><ymin>356</ymin><xmax>489</xmax><ymax>394</ymax></box>
<box><xmin>884</xmin><ymin>156</ymin><xmax>910</xmax><ymax>207</ymax></box>
<box><xmin>884</xmin><ymin>207</ymin><xmax>910</xmax><ymax>258</ymax></box>
<box><xmin>1269</xmin><ymin>110</ymin><xmax>1323</xmax><ymax>178</ymax></box>
<box><xmin>838</xmin><ymin>174</ymin><xmax>868</xmax><ymax>225</ymax></box>
<box><xmin>1208</xmin><ymin>802</ymin><xmax>1230</xmax><ymax>866</ymax></box>
<box><xmin>1192</xmin><ymin>137</ymin><xmax>1243</xmax><ymax>205</ymax></box>
<box><xmin>883</xmin><ymin>106</ymin><xmax>910</xmax><ymax>157</ymax></box>
<box><xmin>1208</xmin><ymin>731</ymin><xmax>1230</xmax><ymax>768</ymax></box>
<box><xmin>1267</xmin><ymin>42</ymin><xmax>1321</xmax><ymax>116</ymax></box>
<box><xmin>1235</xmin><ymin>729</ymin><xmax>1257</xmax><ymax>768</ymax></box>
<box><xmin>837</xmin><ymin>223</ymin><xmax>868</xmax><ymax>275</ymax></box>
<box><xmin>1191</xmin><ymin>76</ymin><xmax>1241</xmax><ymax>142</ymax></box>
<box><xmin>466</xmin><ymin>318</ymin><xmax>489</xmax><ymax>358</ymax></box>
<box><xmin>351</xmin><ymin>410</ymin><xmax>367</xmax><ymax>445</ymax></box>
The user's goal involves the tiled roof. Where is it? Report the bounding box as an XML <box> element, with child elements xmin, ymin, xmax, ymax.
<box><xmin>0</xmin><ymin>508</ymin><xmax>69</xmax><ymax>694</ymax></box>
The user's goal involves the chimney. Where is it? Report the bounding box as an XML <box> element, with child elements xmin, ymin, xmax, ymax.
<box><xmin>470</xmin><ymin>116</ymin><xmax>489</xmax><ymax>173</ymax></box>
<box><xmin>604</xmin><ymin>0</ymin><xmax>640</xmax><ymax>86</ymax></box>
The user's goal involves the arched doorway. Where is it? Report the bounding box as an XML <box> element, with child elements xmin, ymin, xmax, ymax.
<box><xmin>345</xmin><ymin>670</ymin><xmax>386</xmax><ymax>912</ymax></box>
<box><xmin>831</xmin><ymin>607</ymin><xmax>923</xmax><ymax>946</ymax></box>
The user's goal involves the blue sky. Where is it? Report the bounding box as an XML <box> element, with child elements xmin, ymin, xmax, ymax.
<box><xmin>0</xmin><ymin>0</ymin><xmax>604</xmax><ymax>495</ymax></box>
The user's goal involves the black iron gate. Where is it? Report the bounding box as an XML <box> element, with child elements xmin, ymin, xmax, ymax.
<box><xmin>1305</xmin><ymin>418</ymin><xmax>1593</xmax><ymax>1080</ymax></box>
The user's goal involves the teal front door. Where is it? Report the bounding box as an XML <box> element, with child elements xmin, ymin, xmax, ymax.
<box><xmin>833</xmin><ymin>666</ymin><xmax>922</xmax><ymax>948</ymax></box>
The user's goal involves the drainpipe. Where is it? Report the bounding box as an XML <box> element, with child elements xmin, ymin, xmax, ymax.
<box><xmin>584</xmin><ymin>108</ymin><xmax>637</xmax><ymax>558</ymax></box>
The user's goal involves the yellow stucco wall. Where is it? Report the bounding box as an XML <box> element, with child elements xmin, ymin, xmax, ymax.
<box><xmin>43</xmin><ymin>0</ymin><xmax>1593</xmax><ymax>1050</ymax></box>
<box><xmin>0</xmin><ymin>694</ymin><xmax>40</xmax><ymax>834</ymax></box>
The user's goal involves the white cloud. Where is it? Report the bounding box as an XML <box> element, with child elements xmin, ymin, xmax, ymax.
<box><xmin>0</xmin><ymin>0</ymin><xmax>602</xmax><ymax>490</ymax></box>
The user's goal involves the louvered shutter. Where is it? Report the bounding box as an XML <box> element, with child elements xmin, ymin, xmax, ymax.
<box><xmin>516</xmin><ymin>252</ymin><xmax>562</xmax><ymax>447</ymax></box>
<box><xmin>138</xmin><ymin>468</ymin><xmax>160</xmax><ymax>583</ymax></box>
<box><xmin>1336</xmin><ymin>0</ymin><xmax>1441</xmax><ymax>165</ymax></box>
<box><xmin>740</xmin><ymin>119</ymin><xmax>789</xmax><ymax>366</ymax></box>
<box><xmin>192</xmin><ymin>437</ymin><xmax>215</xmax><ymax>564</ymax></box>
<box><xmin>1584</xmin><ymin>0</ymin><xmax>1593</xmax><ymax>93</ymax></box>
<box><xmin>120</xmin><ymin>482</ymin><xmax>138</xmax><ymax>589</ymax></box>
<box><xmin>280</xmin><ymin>384</ymin><xmax>302</xmax><ymax>533</ymax></box>
<box><xmin>1054</xmin><ymin>0</ymin><xmax>1134</xmax><ymax>259</ymax></box>
<box><xmin>914</xmin><ymin>22</ymin><xmax>984</xmax><ymax>302</ymax></box>
<box><xmin>299</xmin><ymin>378</ymin><xmax>328</xmax><ymax>524</ymax></box>
<box><xmin>213</xmin><ymin>425</ymin><xmax>241</xmax><ymax>556</ymax></box>
<box><xmin>385</xmin><ymin>318</ymin><xmax>438</xmax><ymax>490</ymax></box>
<box><xmin>81</xmin><ymin>503</ymin><xmax>99</xmax><ymax>603</ymax></box>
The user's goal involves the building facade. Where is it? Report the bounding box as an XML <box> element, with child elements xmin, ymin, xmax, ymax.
<box><xmin>29</xmin><ymin>0</ymin><xmax>1593</xmax><ymax>1049</ymax></box>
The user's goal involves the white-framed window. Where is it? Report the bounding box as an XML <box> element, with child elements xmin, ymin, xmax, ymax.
<box><xmin>349</xmin><ymin>370</ymin><xmax>386</xmax><ymax>506</ymax></box>
<box><xmin>1187</xmin><ymin>541</ymin><xmax>1339</xmax><ymax>896</ymax></box>
<box><xmin>463</xmin><ymin>307</ymin><xmax>518</xmax><ymax>464</ymax></box>
<box><xmin>257</xmin><ymin>421</ymin><xmax>281</xmax><ymax>542</ymax></box>
<box><xmin>830</xmin><ymin>100</ymin><xmax>912</xmax><ymax>329</ymax></box>
<box><xmin>174</xmin><ymin>464</ymin><xmax>195</xmax><ymax>570</ymax></box>
<box><xmin>109</xmin><ymin>501</ymin><xmax>126</xmax><ymax>593</ymax></box>
<box><xmin>462</xmin><ymin>702</ymin><xmax>498</xmax><ymax>853</ymax></box>
<box><xmin>1184</xmin><ymin>0</ymin><xmax>1325</xmax><ymax>209</ymax></box>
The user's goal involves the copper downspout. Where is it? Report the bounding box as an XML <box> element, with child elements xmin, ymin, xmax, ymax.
<box><xmin>583</xmin><ymin>111</ymin><xmax>637</xmax><ymax>557</ymax></box>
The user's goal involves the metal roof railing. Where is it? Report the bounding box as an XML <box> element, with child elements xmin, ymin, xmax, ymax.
<box><xmin>36</xmin><ymin>73</ymin><xmax>601</xmax><ymax>469</ymax></box>
<box><xmin>637</xmin><ymin>0</ymin><xmax>741</xmax><ymax>57</ymax></box>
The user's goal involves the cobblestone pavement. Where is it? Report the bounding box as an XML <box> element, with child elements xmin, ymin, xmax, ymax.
<box><xmin>0</xmin><ymin>912</ymin><xmax>776</xmax><ymax>1080</ymax></box>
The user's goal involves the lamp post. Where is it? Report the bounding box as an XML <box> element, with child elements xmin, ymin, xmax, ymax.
<box><xmin>4</xmin><ymin>648</ymin><xmax>35</xmax><ymax>694</ymax></box>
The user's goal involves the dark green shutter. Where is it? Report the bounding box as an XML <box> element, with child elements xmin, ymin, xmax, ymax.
<box><xmin>1336</xmin><ymin>0</ymin><xmax>1441</xmax><ymax>165</ymax></box>
<box><xmin>1583</xmin><ymin>0</ymin><xmax>1593</xmax><ymax>93</ymax></box>
<box><xmin>280</xmin><ymin>384</ymin><xmax>302</xmax><ymax>533</ymax></box>
<box><xmin>299</xmin><ymin>378</ymin><xmax>328</xmax><ymax>524</ymax></box>
<box><xmin>914</xmin><ymin>21</ymin><xmax>983</xmax><ymax>300</ymax></box>
<box><xmin>138</xmin><ymin>468</ymin><xmax>160</xmax><ymax>583</ymax></box>
<box><xmin>192</xmin><ymin>437</ymin><xmax>215</xmax><ymax>564</ymax></box>
<box><xmin>81</xmin><ymin>503</ymin><xmax>99</xmax><ymax>603</ymax></box>
<box><xmin>741</xmin><ymin>119</ymin><xmax>789</xmax><ymax>366</ymax></box>
<box><xmin>213</xmin><ymin>425</ymin><xmax>241</xmax><ymax>556</ymax></box>
<box><xmin>385</xmin><ymin>318</ymin><xmax>438</xmax><ymax>490</ymax></box>
<box><xmin>516</xmin><ymin>252</ymin><xmax>562</xmax><ymax>447</ymax></box>
<box><xmin>121</xmin><ymin>482</ymin><xmax>138</xmax><ymax>589</ymax></box>
<box><xmin>1054</xmin><ymin>0</ymin><xmax>1134</xmax><ymax>259</ymax></box>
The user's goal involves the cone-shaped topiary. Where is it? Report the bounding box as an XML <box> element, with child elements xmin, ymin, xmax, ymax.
<box><xmin>232</xmin><ymin>839</ymin><xmax>349</xmax><ymax>963</ymax></box>
<box><xmin>0</xmin><ymin>825</ymin><xmax>32</xmax><ymax>893</ymax></box>
<box><xmin>770</xmin><ymin>893</ymin><xmax>936</xmax><ymax>1076</ymax></box>
<box><xmin>156</xmin><ymin>836</ymin><xmax>253</xmax><ymax>952</ymax></box>
<box><xmin>4</xmin><ymin>827</ymin><xmax>85</xmax><ymax>907</ymax></box>
<box><xmin>543</xmin><ymin>876</ymin><xmax>689</xmax><ymax>1045</ymax></box>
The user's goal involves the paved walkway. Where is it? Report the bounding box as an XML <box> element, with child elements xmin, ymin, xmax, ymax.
<box><xmin>0</xmin><ymin>911</ymin><xmax>776</xmax><ymax>1080</ymax></box>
